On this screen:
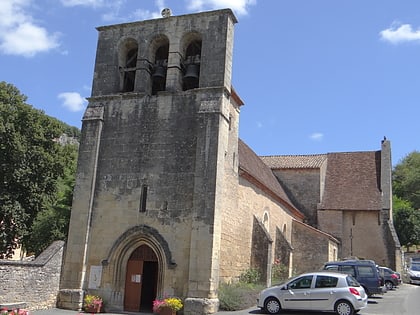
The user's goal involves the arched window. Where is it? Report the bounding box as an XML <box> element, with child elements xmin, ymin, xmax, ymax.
<box><xmin>152</xmin><ymin>42</ymin><xmax>169</xmax><ymax>95</ymax></box>
<box><xmin>119</xmin><ymin>39</ymin><xmax>138</xmax><ymax>92</ymax></box>
<box><xmin>183</xmin><ymin>40</ymin><xmax>201</xmax><ymax>91</ymax></box>
<box><xmin>263</xmin><ymin>212</ymin><xmax>269</xmax><ymax>231</ymax></box>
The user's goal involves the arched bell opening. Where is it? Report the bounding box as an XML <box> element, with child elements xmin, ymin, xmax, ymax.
<box><xmin>151</xmin><ymin>42</ymin><xmax>169</xmax><ymax>95</ymax></box>
<box><xmin>182</xmin><ymin>39</ymin><xmax>201</xmax><ymax>91</ymax></box>
<box><xmin>118</xmin><ymin>39</ymin><xmax>139</xmax><ymax>93</ymax></box>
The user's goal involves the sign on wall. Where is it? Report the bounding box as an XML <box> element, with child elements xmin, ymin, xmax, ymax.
<box><xmin>88</xmin><ymin>265</ymin><xmax>103</xmax><ymax>289</ymax></box>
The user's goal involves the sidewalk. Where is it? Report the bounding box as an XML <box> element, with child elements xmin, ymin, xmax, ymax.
<box><xmin>32</xmin><ymin>306</ymin><xmax>260</xmax><ymax>315</ymax></box>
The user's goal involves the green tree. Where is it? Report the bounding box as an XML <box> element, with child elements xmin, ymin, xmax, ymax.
<box><xmin>393</xmin><ymin>151</ymin><xmax>420</xmax><ymax>209</ymax></box>
<box><xmin>26</xmin><ymin>144</ymin><xmax>79</xmax><ymax>256</ymax></box>
<box><xmin>0</xmin><ymin>81</ymin><xmax>72</xmax><ymax>258</ymax></box>
<box><xmin>393</xmin><ymin>196</ymin><xmax>420</xmax><ymax>247</ymax></box>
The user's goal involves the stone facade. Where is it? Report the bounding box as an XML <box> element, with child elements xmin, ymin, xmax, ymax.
<box><xmin>262</xmin><ymin>140</ymin><xmax>402</xmax><ymax>271</ymax></box>
<box><xmin>0</xmin><ymin>241</ymin><xmax>64</xmax><ymax>310</ymax></box>
<box><xmin>59</xmin><ymin>9</ymin><xmax>245</xmax><ymax>314</ymax></box>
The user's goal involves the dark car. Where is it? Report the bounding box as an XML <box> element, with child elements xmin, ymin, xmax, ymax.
<box><xmin>378</xmin><ymin>266</ymin><xmax>401</xmax><ymax>290</ymax></box>
<box><xmin>323</xmin><ymin>260</ymin><xmax>385</xmax><ymax>297</ymax></box>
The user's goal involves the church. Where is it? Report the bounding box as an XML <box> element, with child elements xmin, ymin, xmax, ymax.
<box><xmin>58</xmin><ymin>8</ymin><xmax>401</xmax><ymax>314</ymax></box>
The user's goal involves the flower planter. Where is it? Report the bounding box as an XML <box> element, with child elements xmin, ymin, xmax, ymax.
<box><xmin>84</xmin><ymin>305</ymin><xmax>101</xmax><ymax>313</ymax></box>
<box><xmin>159</xmin><ymin>306</ymin><xmax>176</xmax><ymax>315</ymax></box>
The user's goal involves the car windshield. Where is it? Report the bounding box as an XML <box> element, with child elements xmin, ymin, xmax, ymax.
<box><xmin>411</xmin><ymin>264</ymin><xmax>420</xmax><ymax>271</ymax></box>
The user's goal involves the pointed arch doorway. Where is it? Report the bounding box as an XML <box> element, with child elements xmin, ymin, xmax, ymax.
<box><xmin>124</xmin><ymin>244</ymin><xmax>158</xmax><ymax>312</ymax></box>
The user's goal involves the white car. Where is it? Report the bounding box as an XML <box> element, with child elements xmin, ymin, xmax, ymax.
<box><xmin>257</xmin><ymin>271</ymin><xmax>368</xmax><ymax>315</ymax></box>
<box><xmin>408</xmin><ymin>263</ymin><xmax>420</xmax><ymax>285</ymax></box>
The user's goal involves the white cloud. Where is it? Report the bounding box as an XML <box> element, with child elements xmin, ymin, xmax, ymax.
<box><xmin>309</xmin><ymin>133</ymin><xmax>323</xmax><ymax>141</ymax></box>
<box><xmin>380</xmin><ymin>23</ymin><xmax>420</xmax><ymax>44</ymax></box>
<box><xmin>58</xmin><ymin>92</ymin><xmax>87</xmax><ymax>112</ymax></box>
<box><xmin>60</xmin><ymin>0</ymin><xmax>106</xmax><ymax>7</ymax></box>
<box><xmin>0</xmin><ymin>0</ymin><xmax>60</xmax><ymax>57</ymax></box>
<box><xmin>186</xmin><ymin>0</ymin><xmax>256</xmax><ymax>16</ymax></box>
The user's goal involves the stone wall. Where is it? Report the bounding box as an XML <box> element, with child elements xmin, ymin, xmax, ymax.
<box><xmin>0</xmin><ymin>241</ymin><xmax>64</xmax><ymax>310</ymax></box>
<box><xmin>272</xmin><ymin>169</ymin><xmax>321</xmax><ymax>226</ymax></box>
<box><xmin>291</xmin><ymin>221</ymin><xmax>338</xmax><ymax>275</ymax></box>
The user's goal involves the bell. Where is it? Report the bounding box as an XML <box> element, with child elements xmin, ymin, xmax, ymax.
<box><xmin>183</xmin><ymin>63</ymin><xmax>200</xmax><ymax>80</ymax></box>
<box><xmin>152</xmin><ymin>65</ymin><xmax>166</xmax><ymax>81</ymax></box>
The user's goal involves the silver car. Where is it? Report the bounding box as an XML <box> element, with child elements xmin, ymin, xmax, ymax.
<box><xmin>257</xmin><ymin>271</ymin><xmax>368</xmax><ymax>315</ymax></box>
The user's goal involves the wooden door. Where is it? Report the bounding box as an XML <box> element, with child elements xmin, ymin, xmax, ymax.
<box><xmin>124</xmin><ymin>245</ymin><xmax>158</xmax><ymax>311</ymax></box>
<box><xmin>124</xmin><ymin>259</ymin><xmax>143</xmax><ymax>311</ymax></box>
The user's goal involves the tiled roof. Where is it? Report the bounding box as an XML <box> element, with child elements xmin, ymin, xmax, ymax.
<box><xmin>319</xmin><ymin>151</ymin><xmax>382</xmax><ymax>211</ymax></box>
<box><xmin>238</xmin><ymin>139</ymin><xmax>304</xmax><ymax>219</ymax></box>
<box><xmin>260</xmin><ymin>154</ymin><xmax>327</xmax><ymax>169</ymax></box>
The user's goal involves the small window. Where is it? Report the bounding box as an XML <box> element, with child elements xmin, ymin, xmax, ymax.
<box><xmin>346</xmin><ymin>275</ymin><xmax>360</xmax><ymax>287</ymax></box>
<box><xmin>325</xmin><ymin>265</ymin><xmax>339</xmax><ymax>272</ymax></box>
<box><xmin>139</xmin><ymin>185</ymin><xmax>148</xmax><ymax>212</ymax></box>
<box><xmin>340</xmin><ymin>265</ymin><xmax>356</xmax><ymax>277</ymax></box>
<box><xmin>357</xmin><ymin>266</ymin><xmax>375</xmax><ymax>277</ymax></box>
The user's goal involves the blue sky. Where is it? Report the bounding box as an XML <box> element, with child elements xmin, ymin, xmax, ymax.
<box><xmin>1</xmin><ymin>0</ymin><xmax>420</xmax><ymax>165</ymax></box>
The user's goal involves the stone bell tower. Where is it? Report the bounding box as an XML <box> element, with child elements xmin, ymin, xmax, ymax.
<box><xmin>59</xmin><ymin>8</ymin><xmax>241</xmax><ymax>314</ymax></box>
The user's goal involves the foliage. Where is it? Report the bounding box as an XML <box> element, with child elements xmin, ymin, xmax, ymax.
<box><xmin>0</xmin><ymin>81</ymin><xmax>79</xmax><ymax>258</ymax></box>
<box><xmin>271</xmin><ymin>258</ymin><xmax>288</xmax><ymax>283</ymax></box>
<box><xmin>393</xmin><ymin>196</ymin><xmax>420</xmax><ymax>247</ymax></box>
<box><xmin>25</xmin><ymin>144</ymin><xmax>78</xmax><ymax>255</ymax></box>
<box><xmin>84</xmin><ymin>294</ymin><xmax>103</xmax><ymax>309</ymax></box>
<box><xmin>393</xmin><ymin>151</ymin><xmax>420</xmax><ymax>209</ymax></box>
<box><xmin>219</xmin><ymin>282</ymin><xmax>263</xmax><ymax>311</ymax></box>
<box><xmin>239</xmin><ymin>268</ymin><xmax>261</xmax><ymax>284</ymax></box>
<box><xmin>392</xmin><ymin>152</ymin><xmax>420</xmax><ymax>248</ymax></box>
<box><xmin>152</xmin><ymin>297</ymin><xmax>183</xmax><ymax>313</ymax></box>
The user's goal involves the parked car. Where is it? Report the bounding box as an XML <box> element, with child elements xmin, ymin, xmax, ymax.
<box><xmin>378</xmin><ymin>266</ymin><xmax>401</xmax><ymax>290</ymax></box>
<box><xmin>322</xmin><ymin>260</ymin><xmax>385</xmax><ymax>296</ymax></box>
<box><xmin>407</xmin><ymin>262</ymin><xmax>420</xmax><ymax>285</ymax></box>
<box><xmin>257</xmin><ymin>271</ymin><xmax>368</xmax><ymax>315</ymax></box>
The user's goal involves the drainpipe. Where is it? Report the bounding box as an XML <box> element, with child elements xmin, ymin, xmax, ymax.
<box><xmin>79</xmin><ymin>105</ymin><xmax>104</xmax><ymax>294</ymax></box>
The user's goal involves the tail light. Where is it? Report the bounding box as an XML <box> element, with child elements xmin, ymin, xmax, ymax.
<box><xmin>349</xmin><ymin>287</ymin><xmax>360</xmax><ymax>296</ymax></box>
<box><xmin>391</xmin><ymin>274</ymin><xmax>398</xmax><ymax>279</ymax></box>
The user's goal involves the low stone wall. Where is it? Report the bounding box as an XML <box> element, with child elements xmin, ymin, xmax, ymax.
<box><xmin>0</xmin><ymin>241</ymin><xmax>65</xmax><ymax>310</ymax></box>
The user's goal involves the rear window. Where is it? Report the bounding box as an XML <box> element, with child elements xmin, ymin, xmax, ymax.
<box><xmin>346</xmin><ymin>275</ymin><xmax>361</xmax><ymax>287</ymax></box>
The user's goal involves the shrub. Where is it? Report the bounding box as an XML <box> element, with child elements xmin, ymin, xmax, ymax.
<box><xmin>239</xmin><ymin>268</ymin><xmax>261</xmax><ymax>284</ymax></box>
<box><xmin>219</xmin><ymin>282</ymin><xmax>263</xmax><ymax>311</ymax></box>
<box><xmin>271</xmin><ymin>258</ymin><xmax>289</xmax><ymax>283</ymax></box>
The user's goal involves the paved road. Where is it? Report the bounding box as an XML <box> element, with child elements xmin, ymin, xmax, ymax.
<box><xmin>32</xmin><ymin>284</ymin><xmax>420</xmax><ymax>315</ymax></box>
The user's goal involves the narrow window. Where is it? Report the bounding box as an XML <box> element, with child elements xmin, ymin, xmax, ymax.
<box><xmin>139</xmin><ymin>185</ymin><xmax>148</xmax><ymax>212</ymax></box>
<box><xmin>183</xmin><ymin>40</ymin><xmax>201</xmax><ymax>91</ymax></box>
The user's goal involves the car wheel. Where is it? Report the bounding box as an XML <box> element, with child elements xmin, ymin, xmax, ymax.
<box><xmin>334</xmin><ymin>300</ymin><xmax>354</xmax><ymax>315</ymax></box>
<box><xmin>264</xmin><ymin>297</ymin><xmax>281</xmax><ymax>314</ymax></box>
<box><xmin>385</xmin><ymin>281</ymin><xmax>393</xmax><ymax>290</ymax></box>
